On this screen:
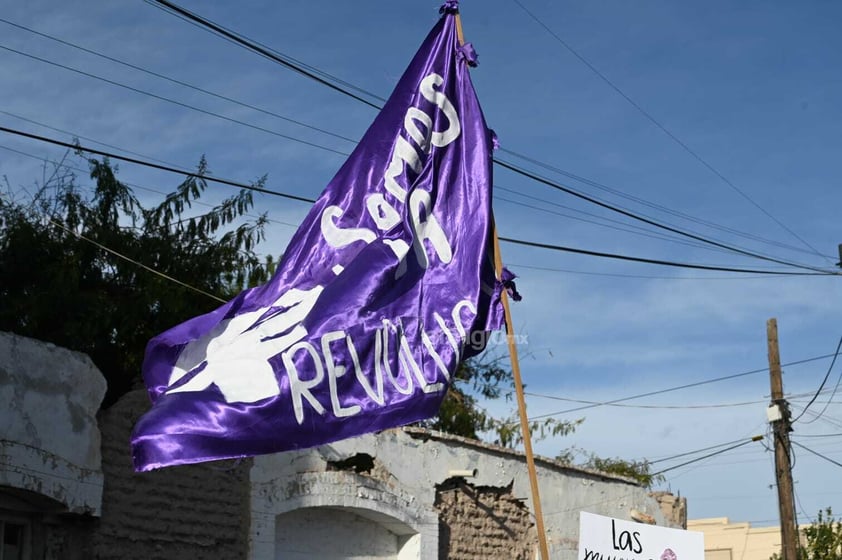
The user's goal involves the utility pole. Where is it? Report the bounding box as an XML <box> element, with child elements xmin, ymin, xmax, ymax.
<box><xmin>767</xmin><ymin>318</ymin><xmax>799</xmax><ymax>560</ymax></box>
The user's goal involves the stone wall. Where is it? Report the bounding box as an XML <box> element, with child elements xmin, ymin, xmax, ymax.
<box><xmin>435</xmin><ymin>478</ymin><xmax>536</xmax><ymax>559</ymax></box>
<box><xmin>92</xmin><ymin>390</ymin><xmax>252</xmax><ymax>559</ymax></box>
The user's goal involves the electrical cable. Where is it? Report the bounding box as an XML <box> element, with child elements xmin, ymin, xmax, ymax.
<box><xmin>0</xmin><ymin>142</ymin><xmax>302</xmax><ymax>231</ymax></box>
<box><xmin>792</xmin><ymin>336</ymin><xmax>842</xmax><ymax>423</ymax></box>
<box><xmin>801</xmin><ymin>338</ymin><xmax>842</xmax><ymax>425</ymax></box>
<box><xmin>10</xmin><ymin>11</ymin><xmax>806</xmax><ymax>263</ymax></box>
<box><xmin>522</xmin><ymin>392</ymin><xmax>766</xmax><ymax>410</ymax></box>
<box><xmin>791</xmin><ymin>441</ymin><xmax>842</xmax><ymax>469</ymax></box>
<box><xmin>1</xmin><ymin>110</ymin><xmax>190</xmax><ymax>171</ymax></box>
<box><xmin>494</xmin><ymin>158</ymin><xmax>836</xmax><ymax>275</ymax></box>
<box><xmin>0</xmin><ymin>43</ymin><xmax>351</xmax><ymax>158</ymax></box>
<box><xmin>650</xmin><ymin>435</ymin><xmax>764</xmax><ymax>467</ymax></box>
<box><xmin>499</xmin><ymin>236</ymin><xmax>827</xmax><ymax>276</ymax></box>
<box><xmin>495</xmin><ymin>190</ymin><xmax>740</xmax><ymax>256</ymax></box>
<box><xmin>498</xmin><ymin>148</ymin><xmax>832</xmax><ymax>260</ymax></box>
<box><xmin>527</xmin><ymin>352</ymin><xmax>840</xmax><ymax>421</ymax></box>
<box><xmin>141</xmin><ymin>0</ymin><xmax>835</xmax><ymax>271</ymax></box>
<box><xmin>4</xmin><ymin>125</ymin><xmax>827</xmax><ymax>277</ymax></box>
<box><xmin>3</xmin><ymin>105</ymin><xmax>776</xmax><ymax>266</ymax></box>
<box><xmin>0</xmin><ymin>125</ymin><xmax>318</xmax><ymax>204</ymax></box>
<box><xmin>509</xmin><ymin>262</ymin><xmax>788</xmax><ymax>281</ymax></box>
<box><xmin>2</xmin><ymin>31</ymin><xmax>733</xmax><ymax>263</ymax></box>
<box><xmin>792</xmin><ymin>406</ymin><xmax>842</xmax><ymax>431</ymax></box>
<box><xmin>147</xmin><ymin>0</ymin><xmax>381</xmax><ymax>109</ymax></box>
<box><xmin>0</xmin><ymin>17</ymin><xmax>359</xmax><ymax>146</ymax></box>
<box><xmin>652</xmin><ymin>438</ymin><xmax>762</xmax><ymax>476</ymax></box>
<box><xmin>496</xmin><ymin>166</ymin><xmax>826</xmax><ymax>269</ymax></box>
<box><xmin>509</xmin><ymin>0</ymin><xmax>826</xmax><ymax>261</ymax></box>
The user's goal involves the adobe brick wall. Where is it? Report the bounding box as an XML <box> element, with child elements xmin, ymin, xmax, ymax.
<box><xmin>435</xmin><ymin>478</ymin><xmax>537</xmax><ymax>560</ymax></box>
<box><xmin>92</xmin><ymin>390</ymin><xmax>251</xmax><ymax>559</ymax></box>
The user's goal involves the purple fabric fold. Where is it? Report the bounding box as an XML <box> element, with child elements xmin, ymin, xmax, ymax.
<box><xmin>131</xmin><ymin>9</ymin><xmax>505</xmax><ymax>471</ymax></box>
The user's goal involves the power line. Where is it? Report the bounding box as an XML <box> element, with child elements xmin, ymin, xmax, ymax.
<box><xmin>1</xmin><ymin>110</ymin><xmax>190</xmax><ymax>172</ymax></box>
<box><xmin>528</xmin><ymin>352</ymin><xmax>840</xmax><ymax>422</ymax></box>
<box><xmin>500</xmin><ymin>236</ymin><xmax>829</xmax><ymax>276</ymax></box>
<box><xmin>653</xmin><ymin>437</ymin><xmax>763</xmax><ymax>476</ymax></box>
<box><xmin>8</xmin><ymin>10</ymin><xmax>757</xmax><ymax>259</ymax></box>
<box><xmin>3</xmin><ymin>142</ymin><xmax>805</xmax><ymax>285</ymax></box>
<box><xmin>509</xmin><ymin>262</ymin><xmax>790</xmax><ymax>281</ymax></box>
<box><xmin>495</xmin><ymin>158</ymin><xmax>836</xmax><ymax>275</ymax></box>
<box><xmin>0</xmin><ymin>125</ymin><xmax>318</xmax><ymax>204</ymax></box>
<box><xmin>4</xmin><ymin>125</ymin><xmax>825</xmax><ymax>278</ymax></box>
<box><xmin>498</xmin><ymin>148</ymin><xmax>834</xmax><ymax>260</ymax></box>
<box><xmin>496</xmin><ymin>188</ymin><xmax>739</xmax><ymax>256</ymax></box>
<box><xmin>142</xmin><ymin>1</ymin><xmax>386</xmax><ymax>106</ymax></box>
<box><xmin>651</xmin><ymin>435</ymin><xmax>764</xmax><ymax>467</ymax></box>
<box><xmin>0</xmin><ymin>97</ymin><xmax>792</xmax><ymax>275</ymax></box>
<box><xmin>0</xmin><ymin>17</ymin><xmax>359</xmax><ymax>146</ymax></box>
<box><xmin>509</xmin><ymin>0</ymin><xmax>825</xmax><ymax>261</ymax></box>
<box><xmin>140</xmin><ymin>0</ymin><xmax>835</xmax><ymax>273</ymax></box>
<box><xmin>522</xmin><ymin>392</ymin><xmax>766</xmax><ymax>410</ymax></box>
<box><xmin>497</xmin><ymin>171</ymin><xmax>825</xmax><ymax>269</ymax></box>
<box><xmin>801</xmin><ymin>338</ymin><xmax>842</xmax><ymax>425</ymax></box>
<box><xmin>792</xmin><ymin>440</ymin><xmax>842</xmax><ymax>469</ymax></box>
<box><xmin>146</xmin><ymin>0</ymin><xmax>381</xmax><ymax>109</ymax></box>
<box><xmin>0</xmin><ymin>43</ymin><xmax>351</xmax><ymax>158</ymax></box>
<box><xmin>792</xmin><ymin>336</ymin><xmax>842</xmax><ymax>423</ymax></box>
<box><xmin>0</xmin><ymin>142</ymin><xmax>302</xmax><ymax>232</ymax></box>
<box><xmin>792</xmin><ymin>406</ymin><xmax>842</xmax><ymax>432</ymax></box>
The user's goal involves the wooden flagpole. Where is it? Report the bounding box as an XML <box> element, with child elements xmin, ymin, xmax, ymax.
<box><xmin>454</xmin><ymin>11</ymin><xmax>552</xmax><ymax>560</ymax></box>
<box><xmin>493</xmin><ymin>223</ymin><xmax>552</xmax><ymax>560</ymax></box>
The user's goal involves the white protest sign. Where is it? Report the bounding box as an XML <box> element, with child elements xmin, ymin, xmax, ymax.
<box><xmin>578</xmin><ymin>512</ymin><xmax>704</xmax><ymax>560</ymax></box>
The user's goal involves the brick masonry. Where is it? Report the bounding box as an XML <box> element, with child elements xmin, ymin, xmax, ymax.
<box><xmin>435</xmin><ymin>478</ymin><xmax>537</xmax><ymax>560</ymax></box>
<box><xmin>91</xmin><ymin>390</ymin><xmax>252</xmax><ymax>559</ymax></box>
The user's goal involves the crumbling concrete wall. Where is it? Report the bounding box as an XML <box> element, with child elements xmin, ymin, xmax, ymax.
<box><xmin>251</xmin><ymin>428</ymin><xmax>677</xmax><ymax>560</ymax></box>
<box><xmin>92</xmin><ymin>389</ymin><xmax>252</xmax><ymax>559</ymax></box>
<box><xmin>0</xmin><ymin>331</ymin><xmax>106</xmax><ymax>515</ymax></box>
<box><xmin>651</xmin><ymin>491</ymin><xmax>687</xmax><ymax>528</ymax></box>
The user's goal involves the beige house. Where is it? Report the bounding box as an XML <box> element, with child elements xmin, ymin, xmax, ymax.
<box><xmin>688</xmin><ymin>517</ymin><xmax>784</xmax><ymax>560</ymax></box>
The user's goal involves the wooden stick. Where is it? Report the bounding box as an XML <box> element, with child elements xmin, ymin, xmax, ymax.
<box><xmin>455</xmin><ymin>13</ymin><xmax>466</xmax><ymax>46</ymax></box>
<box><xmin>493</xmin><ymin>223</ymin><xmax>552</xmax><ymax>560</ymax></box>
<box><xmin>456</xmin><ymin>10</ymin><xmax>551</xmax><ymax>559</ymax></box>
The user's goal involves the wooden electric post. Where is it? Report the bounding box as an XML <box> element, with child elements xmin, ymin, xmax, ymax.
<box><xmin>767</xmin><ymin>318</ymin><xmax>799</xmax><ymax>560</ymax></box>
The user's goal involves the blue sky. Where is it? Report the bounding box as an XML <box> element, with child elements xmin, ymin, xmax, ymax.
<box><xmin>2</xmin><ymin>0</ymin><xmax>842</xmax><ymax>526</ymax></box>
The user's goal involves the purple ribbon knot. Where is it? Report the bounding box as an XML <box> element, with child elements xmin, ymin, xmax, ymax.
<box><xmin>457</xmin><ymin>42</ymin><xmax>479</xmax><ymax>67</ymax></box>
<box><xmin>500</xmin><ymin>267</ymin><xmax>523</xmax><ymax>302</ymax></box>
<box><xmin>439</xmin><ymin>0</ymin><xmax>459</xmax><ymax>14</ymax></box>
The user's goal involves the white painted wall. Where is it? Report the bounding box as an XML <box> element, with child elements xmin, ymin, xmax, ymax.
<box><xmin>0</xmin><ymin>332</ymin><xmax>106</xmax><ymax>515</ymax></box>
<box><xmin>275</xmin><ymin>507</ymin><xmax>403</xmax><ymax>559</ymax></box>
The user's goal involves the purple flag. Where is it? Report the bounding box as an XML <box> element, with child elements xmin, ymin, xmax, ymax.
<box><xmin>131</xmin><ymin>5</ymin><xmax>504</xmax><ymax>471</ymax></box>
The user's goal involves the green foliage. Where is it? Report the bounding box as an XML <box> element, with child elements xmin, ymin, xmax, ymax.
<box><xmin>803</xmin><ymin>508</ymin><xmax>842</xmax><ymax>560</ymax></box>
<box><xmin>1</xmin><ymin>155</ymin><xmax>659</xmax><ymax>486</ymax></box>
<box><xmin>0</xmin><ymin>154</ymin><xmax>275</xmax><ymax>407</ymax></box>
<box><xmin>576</xmin><ymin>453</ymin><xmax>662</xmax><ymax>488</ymax></box>
<box><xmin>772</xmin><ymin>508</ymin><xmax>842</xmax><ymax>560</ymax></box>
<box><xmin>422</xmin><ymin>356</ymin><xmax>581</xmax><ymax>446</ymax></box>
